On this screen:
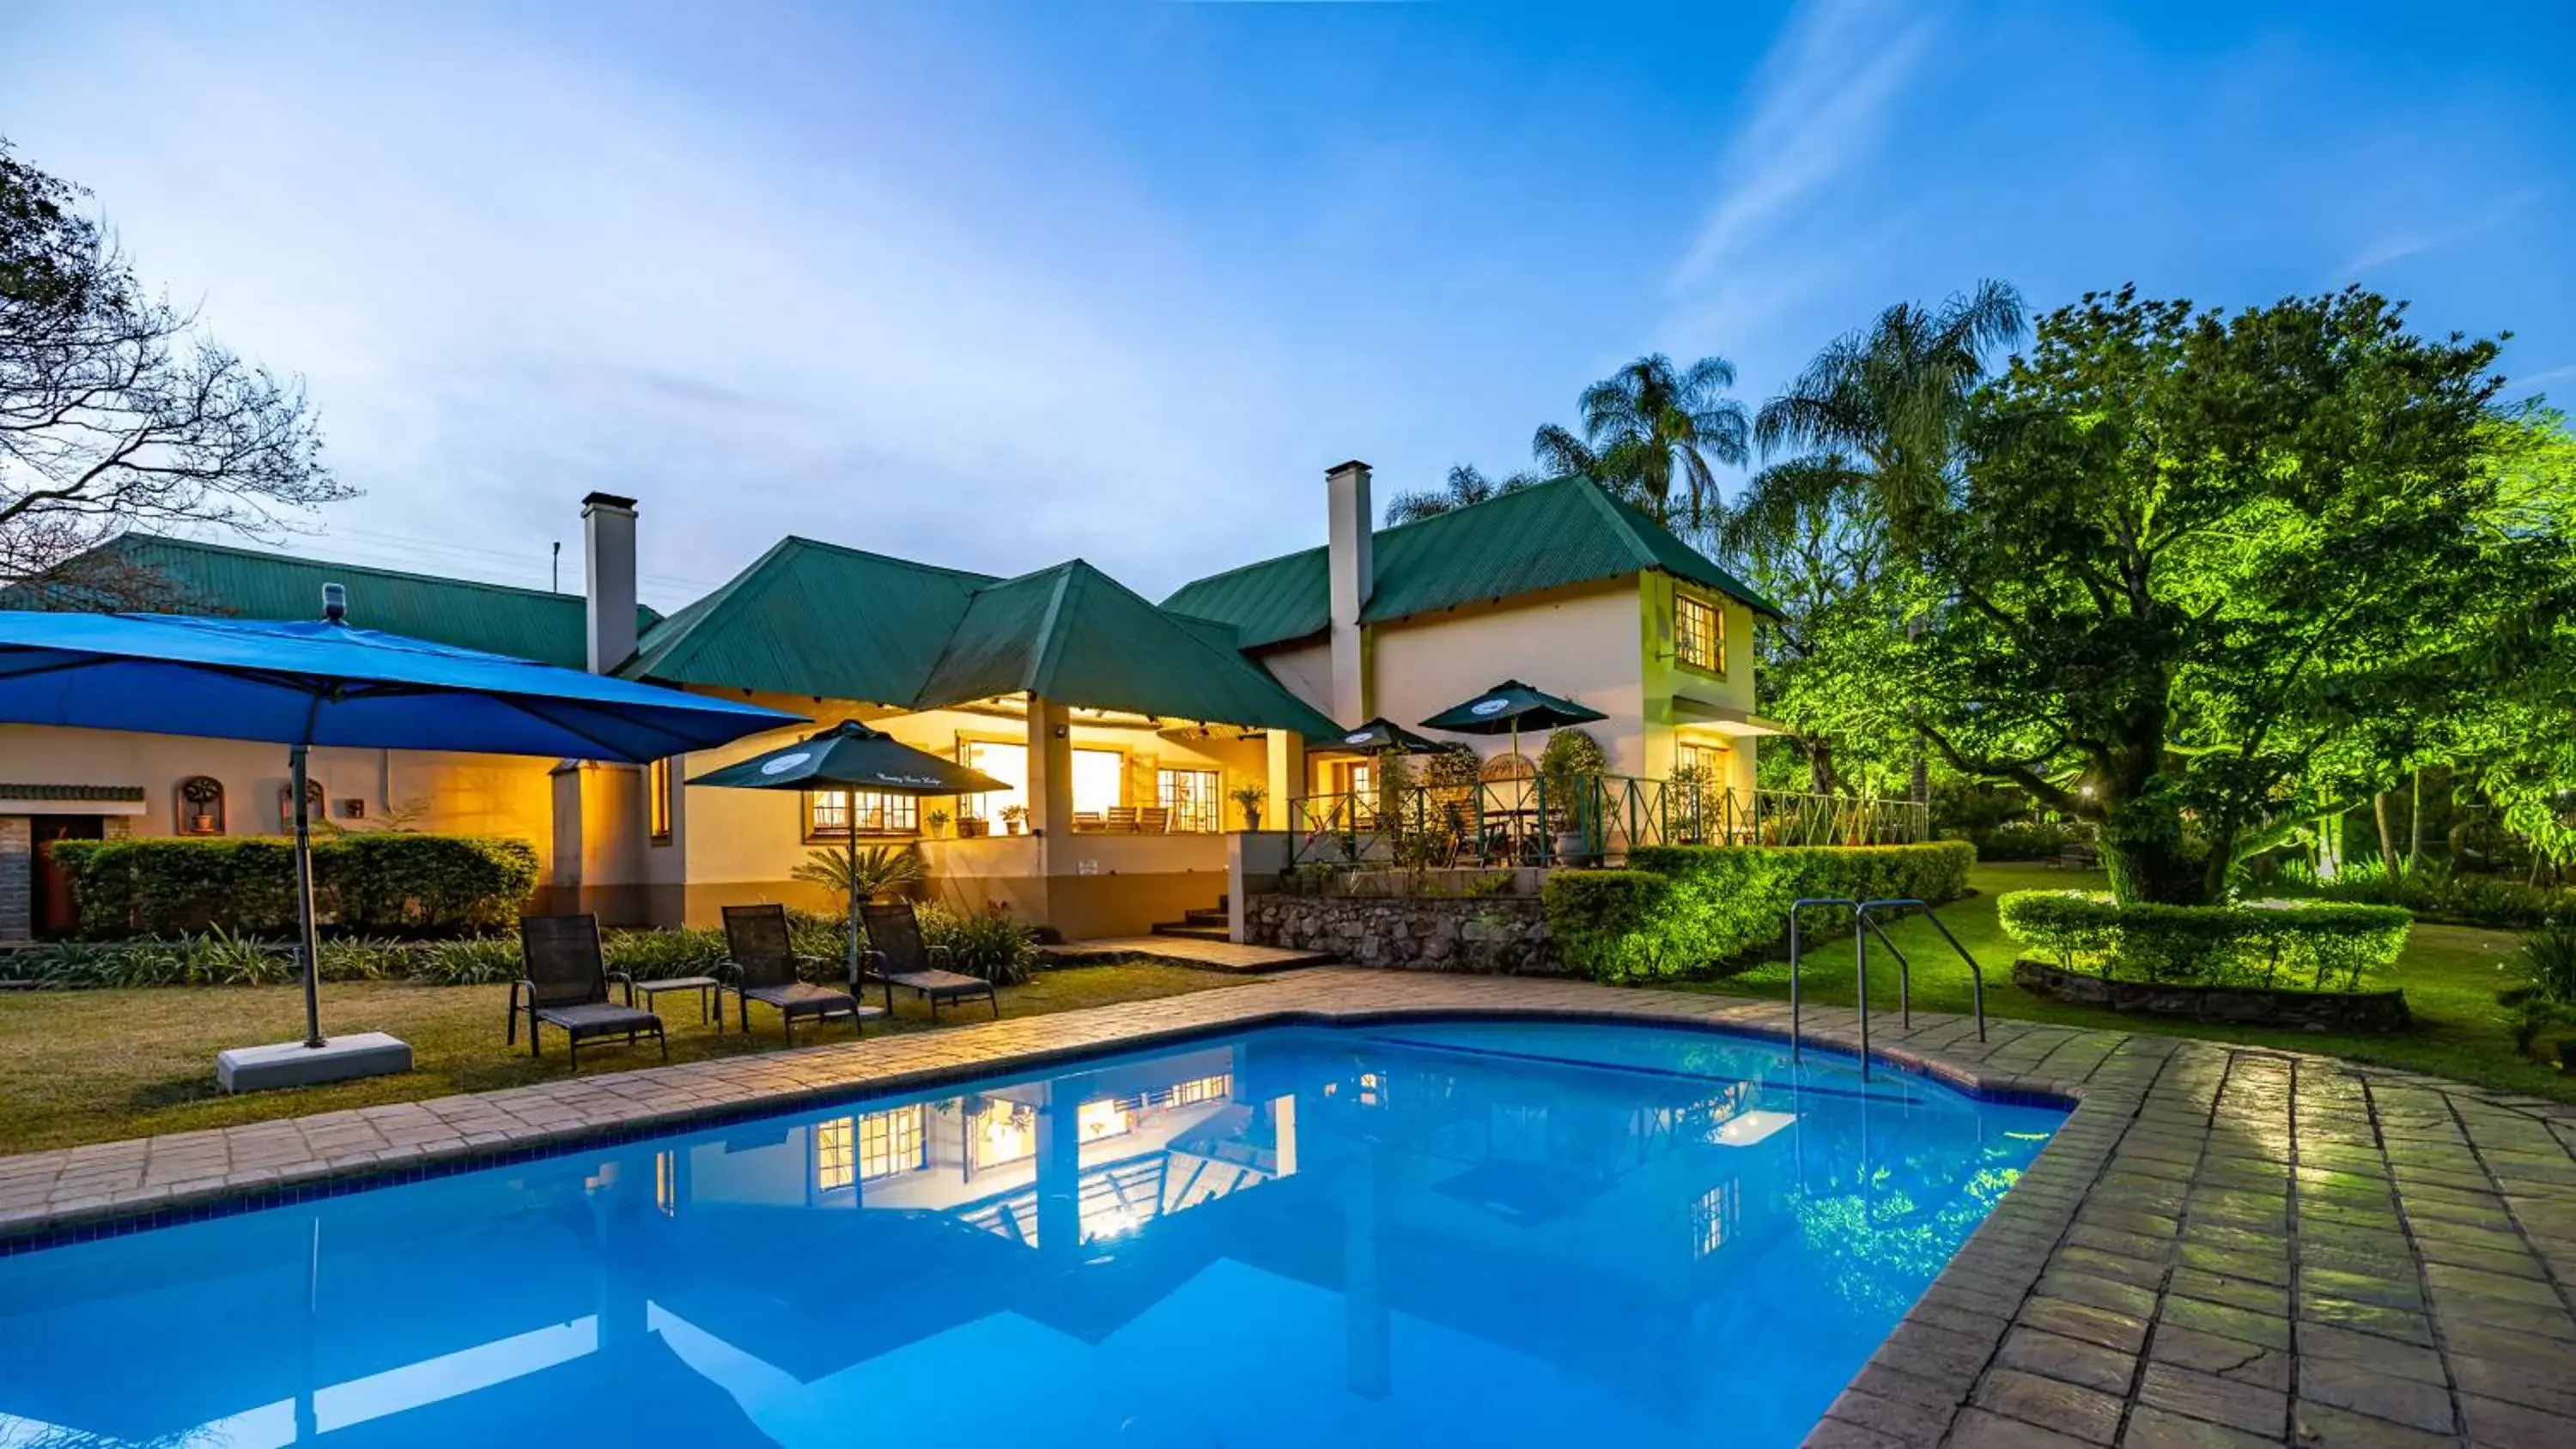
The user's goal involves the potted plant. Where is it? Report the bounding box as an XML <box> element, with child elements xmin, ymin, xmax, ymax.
<box><xmin>957</xmin><ymin>814</ymin><xmax>989</xmax><ymax>839</ymax></box>
<box><xmin>1000</xmin><ymin>803</ymin><xmax>1028</xmax><ymax>836</ymax></box>
<box><xmin>1230</xmin><ymin>784</ymin><xmax>1267</xmax><ymax>832</ymax></box>
<box><xmin>1539</xmin><ymin>728</ymin><xmax>1607</xmax><ymax>864</ymax></box>
<box><xmin>179</xmin><ymin>775</ymin><xmax>222</xmax><ymax>834</ymax></box>
<box><xmin>927</xmin><ymin>807</ymin><xmax>951</xmax><ymax>839</ymax></box>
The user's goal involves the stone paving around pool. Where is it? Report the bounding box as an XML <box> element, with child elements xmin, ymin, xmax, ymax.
<box><xmin>3</xmin><ymin>970</ymin><xmax>2573</xmax><ymax>1449</ymax></box>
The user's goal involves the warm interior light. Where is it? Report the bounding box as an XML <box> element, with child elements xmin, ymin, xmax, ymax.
<box><xmin>1711</xmin><ymin>1109</ymin><xmax>1797</xmax><ymax>1147</ymax></box>
<box><xmin>978</xmin><ymin>1101</ymin><xmax>1033</xmax><ymax>1166</ymax></box>
<box><xmin>1077</xmin><ymin>1098</ymin><xmax>1132</xmax><ymax>1142</ymax></box>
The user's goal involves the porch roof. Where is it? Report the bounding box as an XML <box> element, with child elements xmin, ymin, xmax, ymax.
<box><xmin>621</xmin><ymin>543</ymin><xmax>1338</xmax><ymax>736</ymax></box>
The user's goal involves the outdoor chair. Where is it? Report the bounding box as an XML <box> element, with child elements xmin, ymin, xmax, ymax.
<box><xmin>719</xmin><ymin>903</ymin><xmax>884</xmax><ymax>1044</ymax></box>
<box><xmin>509</xmin><ymin>913</ymin><xmax>666</xmax><ymax>1066</ymax></box>
<box><xmin>1136</xmin><ymin>806</ymin><xmax>1170</xmax><ymax>834</ymax></box>
<box><xmin>860</xmin><ymin>900</ymin><xmax>1002</xmax><ymax>1018</ymax></box>
<box><xmin>1104</xmin><ymin>806</ymin><xmax>1139</xmax><ymax>833</ymax></box>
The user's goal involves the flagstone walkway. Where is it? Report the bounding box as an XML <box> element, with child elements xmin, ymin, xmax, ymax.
<box><xmin>2</xmin><ymin>970</ymin><xmax>2571</xmax><ymax>1448</ymax></box>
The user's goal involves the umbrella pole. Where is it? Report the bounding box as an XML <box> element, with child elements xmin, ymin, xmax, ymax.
<box><xmin>290</xmin><ymin>743</ymin><xmax>325</xmax><ymax>1049</ymax></box>
<box><xmin>845</xmin><ymin>819</ymin><xmax>861</xmax><ymax>985</ymax></box>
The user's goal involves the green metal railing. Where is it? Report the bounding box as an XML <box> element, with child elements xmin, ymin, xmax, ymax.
<box><xmin>1285</xmin><ymin>774</ymin><xmax>1927</xmax><ymax>869</ymax></box>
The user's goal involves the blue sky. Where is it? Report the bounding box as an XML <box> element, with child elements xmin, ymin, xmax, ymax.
<box><xmin>7</xmin><ymin>0</ymin><xmax>2571</xmax><ymax>609</ymax></box>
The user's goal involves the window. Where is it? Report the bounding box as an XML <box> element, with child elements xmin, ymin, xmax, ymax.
<box><xmin>1157</xmin><ymin>769</ymin><xmax>1220</xmax><ymax>833</ymax></box>
<box><xmin>1073</xmin><ymin>749</ymin><xmax>1122</xmax><ymax>815</ymax></box>
<box><xmin>1692</xmin><ymin>1179</ymin><xmax>1741</xmax><ymax>1259</ymax></box>
<box><xmin>814</xmin><ymin>1116</ymin><xmax>856</xmax><ymax>1192</ymax></box>
<box><xmin>1675</xmin><ymin>592</ymin><xmax>1723</xmax><ymax>674</ymax></box>
<box><xmin>970</xmin><ymin>1099</ymin><xmax>1036</xmax><ymax>1172</ymax></box>
<box><xmin>647</xmin><ymin>757</ymin><xmax>674</xmax><ymax>844</ymax></box>
<box><xmin>1674</xmin><ymin>739</ymin><xmax>1731</xmax><ymax>782</ymax></box>
<box><xmin>857</xmin><ymin>1104</ymin><xmax>927</xmax><ymax>1180</ymax></box>
<box><xmin>1165</xmin><ymin>1074</ymin><xmax>1230</xmax><ymax>1106</ymax></box>
<box><xmin>805</xmin><ymin>790</ymin><xmax>919</xmax><ymax>838</ymax></box>
<box><xmin>958</xmin><ymin>742</ymin><xmax>1123</xmax><ymax>820</ymax></box>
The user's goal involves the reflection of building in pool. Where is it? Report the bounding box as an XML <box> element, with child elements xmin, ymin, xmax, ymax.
<box><xmin>0</xmin><ymin>1032</ymin><xmax>2021</xmax><ymax>1448</ymax></box>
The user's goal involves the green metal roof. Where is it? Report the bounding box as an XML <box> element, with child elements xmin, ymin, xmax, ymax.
<box><xmin>0</xmin><ymin>535</ymin><xmax>657</xmax><ymax>670</ymax></box>
<box><xmin>914</xmin><ymin>561</ymin><xmax>1339</xmax><ymax>735</ymax></box>
<box><xmin>623</xmin><ymin>543</ymin><xmax>1339</xmax><ymax>735</ymax></box>
<box><xmin>620</xmin><ymin>537</ymin><xmax>993</xmax><ymax>704</ymax></box>
<box><xmin>1161</xmin><ymin>475</ymin><xmax>1783</xmax><ymax>649</ymax></box>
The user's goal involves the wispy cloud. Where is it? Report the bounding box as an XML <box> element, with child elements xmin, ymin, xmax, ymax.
<box><xmin>2336</xmin><ymin>185</ymin><xmax>2548</xmax><ymax>278</ymax></box>
<box><xmin>1668</xmin><ymin>0</ymin><xmax>1939</xmax><ymax>294</ymax></box>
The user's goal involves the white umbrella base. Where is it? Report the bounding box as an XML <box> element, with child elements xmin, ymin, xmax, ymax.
<box><xmin>216</xmin><ymin>1033</ymin><xmax>413</xmax><ymax>1093</ymax></box>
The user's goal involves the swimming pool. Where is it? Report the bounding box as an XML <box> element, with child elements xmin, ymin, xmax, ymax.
<box><xmin>0</xmin><ymin>1018</ymin><xmax>2062</xmax><ymax>1447</ymax></box>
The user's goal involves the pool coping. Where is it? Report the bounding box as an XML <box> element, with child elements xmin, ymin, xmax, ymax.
<box><xmin>5</xmin><ymin>970</ymin><xmax>2574</xmax><ymax>1449</ymax></box>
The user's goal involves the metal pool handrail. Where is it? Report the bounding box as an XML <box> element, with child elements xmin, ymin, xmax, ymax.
<box><xmin>1856</xmin><ymin>898</ymin><xmax>1987</xmax><ymax>1046</ymax></box>
<box><xmin>1786</xmin><ymin>896</ymin><xmax>1860</xmax><ymax>1065</ymax></box>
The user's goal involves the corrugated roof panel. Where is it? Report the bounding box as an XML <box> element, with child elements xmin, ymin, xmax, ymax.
<box><xmin>916</xmin><ymin>561</ymin><xmax>1339</xmax><ymax>735</ymax></box>
<box><xmin>621</xmin><ymin>537</ymin><xmax>994</xmax><ymax>703</ymax></box>
<box><xmin>0</xmin><ymin>535</ymin><xmax>654</xmax><ymax>670</ymax></box>
<box><xmin>1159</xmin><ymin>476</ymin><xmax>1782</xmax><ymax>647</ymax></box>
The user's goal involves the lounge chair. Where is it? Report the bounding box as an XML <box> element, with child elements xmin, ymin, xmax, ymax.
<box><xmin>509</xmin><ymin>913</ymin><xmax>666</xmax><ymax>1066</ymax></box>
<box><xmin>1136</xmin><ymin>806</ymin><xmax>1170</xmax><ymax>834</ymax></box>
<box><xmin>1103</xmin><ymin>806</ymin><xmax>1139</xmax><ymax>833</ymax></box>
<box><xmin>719</xmin><ymin>903</ymin><xmax>884</xmax><ymax>1043</ymax></box>
<box><xmin>861</xmin><ymin>900</ymin><xmax>1002</xmax><ymax>1017</ymax></box>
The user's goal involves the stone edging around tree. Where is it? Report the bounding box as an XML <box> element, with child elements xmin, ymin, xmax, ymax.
<box><xmin>2012</xmin><ymin>957</ymin><xmax>2412</xmax><ymax>1033</ymax></box>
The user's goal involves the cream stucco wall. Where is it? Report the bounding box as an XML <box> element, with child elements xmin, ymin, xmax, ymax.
<box><xmin>0</xmin><ymin>723</ymin><xmax>555</xmax><ymax>861</ymax></box>
<box><xmin>1247</xmin><ymin>570</ymin><xmax>1764</xmax><ymax>802</ymax></box>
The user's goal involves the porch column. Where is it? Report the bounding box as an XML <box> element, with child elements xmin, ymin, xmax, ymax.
<box><xmin>1026</xmin><ymin>693</ymin><xmax>1075</xmax><ymax>858</ymax></box>
<box><xmin>1264</xmin><ymin>729</ymin><xmax>1304</xmax><ymax>830</ymax></box>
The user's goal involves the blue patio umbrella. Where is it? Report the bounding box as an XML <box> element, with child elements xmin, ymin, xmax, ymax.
<box><xmin>0</xmin><ymin>591</ymin><xmax>802</xmax><ymax>1059</ymax></box>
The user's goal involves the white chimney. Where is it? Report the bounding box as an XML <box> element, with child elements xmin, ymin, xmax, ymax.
<box><xmin>581</xmin><ymin>492</ymin><xmax>639</xmax><ymax>674</ymax></box>
<box><xmin>1325</xmin><ymin>460</ymin><xmax>1373</xmax><ymax>724</ymax></box>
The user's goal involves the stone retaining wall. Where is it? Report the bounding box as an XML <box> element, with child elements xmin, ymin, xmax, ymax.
<box><xmin>2012</xmin><ymin>957</ymin><xmax>2411</xmax><ymax>1032</ymax></box>
<box><xmin>1244</xmin><ymin>892</ymin><xmax>1559</xmax><ymax>974</ymax></box>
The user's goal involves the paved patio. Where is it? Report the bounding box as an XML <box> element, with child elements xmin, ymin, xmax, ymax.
<box><xmin>2</xmin><ymin>970</ymin><xmax>2571</xmax><ymax>1449</ymax></box>
<box><xmin>1038</xmin><ymin>933</ymin><xmax>1334</xmax><ymax>972</ymax></box>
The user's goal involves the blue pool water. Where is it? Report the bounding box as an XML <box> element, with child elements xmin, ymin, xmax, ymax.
<box><xmin>0</xmin><ymin>1020</ymin><xmax>2061</xmax><ymax>1448</ymax></box>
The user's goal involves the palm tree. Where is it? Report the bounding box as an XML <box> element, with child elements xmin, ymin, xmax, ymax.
<box><xmin>1735</xmin><ymin>279</ymin><xmax>2026</xmax><ymax>802</ymax></box>
<box><xmin>1751</xmin><ymin>279</ymin><xmax>2025</xmax><ymax>544</ymax></box>
<box><xmin>1541</xmin><ymin>354</ymin><xmax>1750</xmax><ymax>530</ymax></box>
<box><xmin>1383</xmin><ymin>463</ymin><xmax>1540</xmax><ymax>524</ymax></box>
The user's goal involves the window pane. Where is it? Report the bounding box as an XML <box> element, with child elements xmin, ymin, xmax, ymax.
<box><xmin>963</xmin><ymin>742</ymin><xmax>1027</xmax><ymax>820</ymax></box>
<box><xmin>1675</xmin><ymin>594</ymin><xmax>1722</xmax><ymax>672</ymax></box>
<box><xmin>1073</xmin><ymin>749</ymin><xmax>1122</xmax><ymax>815</ymax></box>
<box><xmin>1157</xmin><ymin>768</ymin><xmax>1220</xmax><ymax>832</ymax></box>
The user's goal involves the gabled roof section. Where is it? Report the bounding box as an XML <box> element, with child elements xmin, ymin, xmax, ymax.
<box><xmin>0</xmin><ymin>534</ymin><xmax>656</xmax><ymax>670</ymax></box>
<box><xmin>620</xmin><ymin>537</ymin><xmax>996</xmax><ymax>703</ymax></box>
<box><xmin>914</xmin><ymin>561</ymin><xmax>1339</xmax><ymax>736</ymax></box>
<box><xmin>1160</xmin><ymin>475</ymin><xmax>1783</xmax><ymax>649</ymax></box>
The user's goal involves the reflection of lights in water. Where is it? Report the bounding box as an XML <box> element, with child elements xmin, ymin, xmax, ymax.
<box><xmin>1359</xmin><ymin>1072</ymin><xmax>1380</xmax><ymax>1106</ymax></box>
<box><xmin>1692</xmin><ymin>1180</ymin><xmax>1741</xmax><ymax>1258</ymax></box>
<box><xmin>2003</xmin><ymin>1131</ymin><xmax>2053</xmax><ymax>1142</ymax></box>
<box><xmin>978</xmin><ymin>1101</ymin><xmax>1034</xmax><ymax>1165</ymax></box>
<box><xmin>1711</xmin><ymin>1110</ymin><xmax>1797</xmax><ymax>1147</ymax></box>
<box><xmin>1078</xmin><ymin>1099</ymin><xmax>1131</xmax><ymax>1141</ymax></box>
<box><xmin>1093</xmin><ymin>1206</ymin><xmax>1140</xmax><ymax>1240</ymax></box>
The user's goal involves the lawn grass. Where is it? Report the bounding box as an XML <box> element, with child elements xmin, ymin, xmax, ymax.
<box><xmin>0</xmin><ymin>963</ymin><xmax>1239</xmax><ymax>1156</ymax></box>
<box><xmin>1672</xmin><ymin>863</ymin><xmax>2566</xmax><ymax>1103</ymax></box>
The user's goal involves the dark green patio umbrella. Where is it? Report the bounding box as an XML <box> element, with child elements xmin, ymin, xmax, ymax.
<box><xmin>690</xmin><ymin>719</ymin><xmax>1009</xmax><ymax>984</ymax></box>
<box><xmin>1306</xmin><ymin>716</ymin><xmax>1449</xmax><ymax>758</ymax></box>
<box><xmin>1419</xmin><ymin>678</ymin><xmax>1607</xmax><ymax>764</ymax></box>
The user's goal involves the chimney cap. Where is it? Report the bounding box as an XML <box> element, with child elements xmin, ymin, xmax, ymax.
<box><xmin>580</xmin><ymin>491</ymin><xmax>639</xmax><ymax>511</ymax></box>
<box><xmin>1325</xmin><ymin>459</ymin><xmax>1371</xmax><ymax>478</ymax></box>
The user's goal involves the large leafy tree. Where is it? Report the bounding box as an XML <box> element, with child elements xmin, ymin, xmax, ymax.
<box><xmin>1722</xmin><ymin>282</ymin><xmax>2026</xmax><ymax>795</ymax></box>
<box><xmin>2</xmin><ymin>141</ymin><xmax>346</xmax><ymax>601</ymax></box>
<box><xmin>2446</xmin><ymin>405</ymin><xmax>2576</xmax><ymax>870</ymax></box>
<box><xmin>1535</xmin><ymin>353</ymin><xmax>1749</xmax><ymax>530</ymax></box>
<box><xmin>1871</xmin><ymin>286</ymin><xmax>2518</xmax><ymax>905</ymax></box>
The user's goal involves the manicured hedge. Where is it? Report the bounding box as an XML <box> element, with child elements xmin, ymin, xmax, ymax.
<box><xmin>1997</xmin><ymin>890</ymin><xmax>2411</xmax><ymax>992</ymax></box>
<box><xmin>47</xmin><ymin>834</ymin><xmax>541</xmax><ymax>938</ymax></box>
<box><xmin>0</xmin><ymin>904</ymin><xmax>1037</xmax><ymax>990</ymax></box>
<box><xmin>1543</xmin><ymin>841</ymin><xmax>1978</xmax><ymax>981</ymax></box>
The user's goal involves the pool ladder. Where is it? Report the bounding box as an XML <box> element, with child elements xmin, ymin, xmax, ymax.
<box><xmin>1788</xmin><ymin>897</ymin><xmax>1985</xmax><ymax>1080</ymax></box>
